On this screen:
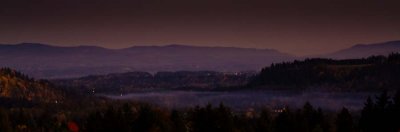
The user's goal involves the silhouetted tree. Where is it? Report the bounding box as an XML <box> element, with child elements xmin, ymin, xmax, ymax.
<box><xmin>336</xmin><ymin>107</ymin><xmax>353</xmax><ymax>132</ymax></box>
<box><xmin>86</xmin><ymin>111</ymin><xmax>103</xmax><ymax>131</ymax></box>
<box><xmin>359</xmin><ymin>96</ymin><xmax>376</xmax><ymax>132</ymax></box>
<box><xmin>274</xmin><ymin>108</ymin><xmax>295</xmax><ymax>132</ymax></box>
<box><xmin>388</xmin><ymin>90</ymin><xmax>400</xmax><ymax>132</ymax></box>
<box><xmin>188</xmin><ymin>103</ymin><xmax>235</xmax><ymax>132</ymax></box>
<box><xmin>375</xmin><ymin>91</ymin><xmax>392</xmax><ymax>132</ymax></box>
<box><xmin>0</xmin><ymin>109</ymin><xmax>12</xmax><ymax>132</ymax></box>
<box><xmin>170</xmin><ymin>110</ymin><xmax>186</xmax><ymax>132</ymax></box>
<box><xmin>256</xmin><ymin>109</ymin><xmax>272</xmax><ymax>132</ymax></box>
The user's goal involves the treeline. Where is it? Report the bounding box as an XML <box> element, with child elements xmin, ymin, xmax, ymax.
<box><xmin>0</xmin><ymin>68</ymin><xmax>35</xmax><ymax>82</ymax></box>
<box><xmin>0</xmin><ymin>68</ymin><xmax>64</xmax><ymax>103</ymax></box>
<box><xmin>53</xmin><ymin>71</ymin><xmax>254</xmax><ymax>94</ymax></box>
<box><xmin>250</xmin><ymin>53</ymin><xmax>400</xmax><ymax>91</ymax></box>
<box><xmin>0</xmin><ymin>91</ymin><xmax>399</xmax><ymax>132</ymax></box>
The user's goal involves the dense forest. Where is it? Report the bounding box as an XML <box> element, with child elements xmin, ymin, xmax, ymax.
<box><xmin>0</xmin><ymin>90</ymin><xmax>399</xmax><ymax>132</ymax></box>
<box><xmin>53</xmin><ymin>71</ymin><xmax>254</xmax><ymax>94</ymax></box>
<box><xmin>250</xmin><ymin>53</ymin><xmax>400</xmax><ymax>91</ymax></box>
<box><xmin>0</xmin><ymin>68</ymin><xmax>64</xmax><ymax>104</ymax></box>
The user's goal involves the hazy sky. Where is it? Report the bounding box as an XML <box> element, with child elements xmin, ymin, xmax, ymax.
<box><xmin>1</xmin><ymin>0</ymin><xmax>399</xmax><ymax>56</ymax></box>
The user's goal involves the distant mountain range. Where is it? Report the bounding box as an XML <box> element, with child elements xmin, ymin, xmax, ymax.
<box><xmin>323</xmin><ymin>40</ymin><xmax>400</xmax><ymax>59</ymax></box>
<box><xmin>0</xmin><ymin>40</ymin><xmax>399</xmax><ymax>78</ymax></box>
<box><xmin>0</xmin><ymin>43</ymin><xmax>294</xmax><ymax>78</ymax></box>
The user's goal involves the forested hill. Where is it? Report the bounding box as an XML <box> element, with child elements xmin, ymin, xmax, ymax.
<box><xmin>0</xmin><ymin>68</ymin><xmax>64</xmax><ymax>104</ymax></box>
<box><xmin>53</xmin><ymin>71</ymin><xmax>254</xmax><ymax>94</ymax></box>
<box><xmin>249</xmin><ymin>53</ymin><xmax>400</xmax><ymax>91</ymax></box>
<box><xmin>324</xmin><ymin>40</ymin><xmax>400</xmax><ymax>59</ymax></box>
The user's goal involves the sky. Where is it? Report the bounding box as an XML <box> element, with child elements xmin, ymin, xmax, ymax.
<box><xmin>0</xmin><ymin>0</ymin><xmax>399</xmax><ymax>56</ymax></box>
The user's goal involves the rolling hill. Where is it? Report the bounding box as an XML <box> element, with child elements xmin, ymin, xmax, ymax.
<box><xmin>324</xmin><ymin>40</ymin><xmax>400</xmax><ymax>59</ymax></box>
<box><xmin>52</xmin><ymin>71</ymin><xmax>254</xmax><ymax>94</ymax></box>
<box><xmin>1</xmin><ymin>40</ymin><xmax>400</xmax><ymax>79</ymax></box>
<box><xmin>250</xmin><ymin>53</ymin><xmax>400</xmax><ymax>91</ymax></box>
<box><xmin>0</xmin><ymin>43</ymin><xmax>294</xmax><ymax>78</ymax></box>
<box><xmin>0</xmin><ymin>68</ymin><xmax>64</xmax><ymax>104</ymax></box>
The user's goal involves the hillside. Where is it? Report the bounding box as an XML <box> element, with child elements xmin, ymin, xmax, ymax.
<box><xmin>324</xmin><ymin>40</ymin><xmax>400</xmax><ymax>59</ymax></box>
<box><xmin>53</xmin><ymin>71</ymin><xmax>255</xmax><ymax>94</ymax></box>
<box><xmin>0</xmin><ymin>43</ymin><xmax>294</xmax><ymax>79</ymax></box>
<box><xmin>250</xmin><ymin>53</ymin><xmax>400</xmax><ymax>91</ymax></box>
<box><xmin>0</xmin><ymin>68</ymin><xmax>64</xmax><ymax>104</ymax></box>
<box><xmin>2</xmin><ymin>41</ymin><xmax>400</xmax><ymax>79</ymax></box>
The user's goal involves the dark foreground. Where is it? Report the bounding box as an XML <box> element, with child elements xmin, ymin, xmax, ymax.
<box><xmin>0</xmin><ymin>91</ymin><xmax>399</xmax><ymax>132</ymax></box>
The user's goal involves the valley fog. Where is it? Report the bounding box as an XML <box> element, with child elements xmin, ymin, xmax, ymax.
<box><xmin>103</xmin><ymin>90</ymin><xmax>376</xmax><ymax>111</ymax></box>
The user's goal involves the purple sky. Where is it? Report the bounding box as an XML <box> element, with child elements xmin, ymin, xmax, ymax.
<box><xmin>1</xmin><ymin>0</ymin><xmax>399</xmax><ymax>56</ymax></box>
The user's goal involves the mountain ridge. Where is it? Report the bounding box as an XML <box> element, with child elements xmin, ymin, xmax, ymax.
<box><xmin>0</xmin><ymin>43</ymin><xmax>295</xmax><ymax>78</ymax></box>
<box><xmin>1</xmin><ymin>40</ymin><xmax>400</xmax><ymax>78</ymax></box>
<box><xmin>323</xmin><ymin>40</ymin><xmax>400</xmax><ymax>59</ymax></box>
<box><xmin>1</xmin><ymin>43</ymin><xmax>284</xmax><ymax>52</ymax></box>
